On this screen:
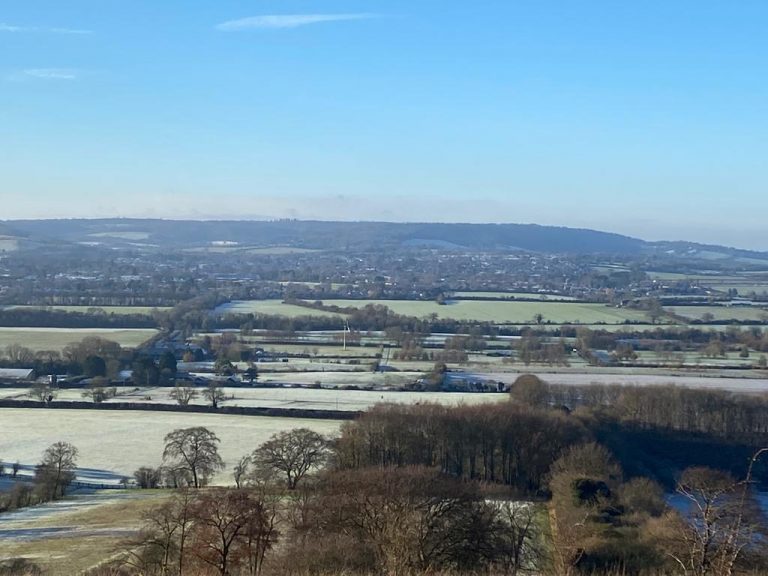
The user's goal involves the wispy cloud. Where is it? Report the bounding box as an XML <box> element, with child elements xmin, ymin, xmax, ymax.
<box><xmin>0</xmin><ymin>23</ymin><xmax>92</xmax><ymax>34</ymax></box>
<box><xmin>216</xmin><ymin>14</ymin><xmax>376</xmax><ymax>31</ymax></box>
<box><xmin>48</xmin><ymin>27</ymin><xmax>93</xmax><ymax>35</ymax></box>
<box><xmin>23</xmin><ymin>68</ymin><xmax>80</xmax><ymax>80</ymax></box>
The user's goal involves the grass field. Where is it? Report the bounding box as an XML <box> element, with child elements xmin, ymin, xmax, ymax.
<box><xmin>0</xmin><ymin>385</ymin><xmax>508</xmax><ymax>411</ymax></box>
<box><xmin>0</xmin><ymin>328</ymin><xmax>158</xmax><ymax>351</ymax></box>
<box><xmin>6</xmin><ymin>305</ymin><xmax>172</xmax><ymax>315</ymax></box>
<box><xmin>667</xmin><ymin>306</ymin><xmax>768</xmax><ymax>322</ymax></box>
<box><xmin>216</xmin><ymin>300</ymin><xmax>344</xmax><ymax>318</ymax></box>
<box><xmin>217</xmin><ymin>299</ymin><xmax>650</xmax><ymax>325</ymax></box>
<box><xmin>0</xmin><ymin>491</ymin><xmax>169</xmax><ymax>575</ymax></box>
<box><xmin>0</xmin><ymin>409</ymin><xmax>341</xmax><ymax>479</ymax></box>
<box><xmin>452</xmin><ymin>292</ymin><xmax>577</xmax><ymax>301</ymax></box>
<box><xmin>702</xmin><ymin>284</ymin><xmax>768</xmax><ymax>296</ymax></box>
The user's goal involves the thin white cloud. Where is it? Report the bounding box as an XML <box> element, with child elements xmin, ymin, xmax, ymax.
<box><xmin>216</xmin><ymin>14</ymin><xmax>376</xmax><ymax>31</ymax></box>
<box><xmin>23</xmin><ymin>68</ymin><xmax>79</xmax><ymax>80</ymax></box>
<box><xmin>0</xmin><ymin>23</ymin><xmax>92</xmax><ymax>34</ymax></box>
<box><xmin>49</xmin><ymin>27</ymin><xmax>93</xmax><ymax>35</ymax></box>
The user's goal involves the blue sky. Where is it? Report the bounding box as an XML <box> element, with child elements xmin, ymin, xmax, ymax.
<box><xmin>2</xmin><ymin>1</ymin><xmax>767</xmax><ymax>248</ymax></box>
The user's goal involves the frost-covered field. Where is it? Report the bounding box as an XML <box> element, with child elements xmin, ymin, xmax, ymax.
<box><xmin>0</xmin><ymin>385</ymin><xmax>508</xmax><ymax>411</ymax></box>
<box><xmin>0</xmin><ymin>409</ymin><xmax>341</xmax><ymax>480</ymax></box>
<box><xmin>473</xmin><ymin>371</ymin><xmax>768</xmax><ymax>393</ymax></box>
<box><xmin>109</xmin><ymin>386</ymin><xmax>507</xmax><ymax>411</ymax></box>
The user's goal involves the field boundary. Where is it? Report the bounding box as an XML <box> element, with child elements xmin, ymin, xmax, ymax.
<box><xmin>0</xmin><ymin>399</ymin><xmax>358</xmax><ymax>420</ymax></box>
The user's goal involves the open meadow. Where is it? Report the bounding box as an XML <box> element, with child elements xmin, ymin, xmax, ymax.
<box><xmin>216</xmin><ymin>299</ymin><xmax>651</xmax><ymax>325</ymax></box>
<box><xmin>0</xmin><ymin>409</ymin><xmax>341</xmax><ymax>479</ymax></box>
<box><xmin>0</xmin><ymin>328</ymin><xmax>158</xmax><ymax>351</ymax></box>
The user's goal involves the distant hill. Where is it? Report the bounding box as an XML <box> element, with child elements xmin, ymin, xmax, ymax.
<box><xmin>3</xmin><ymin>218</ymin><xmax>768</xmax><ymax>261</ymax></box>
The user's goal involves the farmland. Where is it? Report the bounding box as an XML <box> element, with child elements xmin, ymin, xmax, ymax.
<box><xmin>4</xmin><ymin>305</ymin><xmax>172</xmax><ymax>315</ymax></box>
<box><xmin>668</xmin><ymin>305</ymin><xmax>768</xmax><ymax>322</ymax></box>
<box><xmin>0</xmin><ymin>409</ymin><xmax>341</xmax><ymax>479</ymax></box>
<box><xmin>216</xmin><ymin>299</ymin><xmax>651</xmax><ymax>325</ymax></box>
<box><xmin>0</xmin><ymin>328</ymin><xmax>158</xmax><ymax>351</ymax></box>
<box><xmin>0</xmin><ymin>385</ymin><xmax>509</xmax><ymax>411</ymax></box>
<box><xmin>451</xmin><ymin>291</ymin><xmax>578</xmax><ymax>301</ymax></box>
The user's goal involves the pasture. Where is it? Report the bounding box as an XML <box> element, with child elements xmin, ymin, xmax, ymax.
<box><xmin>0</xmin><ymin>328</ymin><xmax>158</xmax><ymax>351</ymax></box>
<box><xmin>0</xmin><ymin>409</ymin><xmax>341</xmax><ymax>479</ymax></box>
<box><xmin>216</xmin><ymin>299</ymin><xmax>650</xmax><ymax>325</ymax></box>
<box><xmin>216</xmin><ymin>300</ymin><xmax>343</xmax><ymax>318</ymax></box>
<box><xmin>667</xmin><ymin>305</ymin><xmax>768</xmax><ymax>322</ymax></box>
<box><xmin>452</xmin><ymin>291</ymin><xmax>577</xmax><ymax>301</ymax></box>
<box><xmin>6</xmin><ymin>305</ymin><xmax>172</xmax><ymax>315</ymax></box>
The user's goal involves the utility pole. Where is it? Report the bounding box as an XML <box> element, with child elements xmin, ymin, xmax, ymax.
<box><xmin>343</xmin><ymin>319</ymin><xmax>350</xmax><ymax>351</ymax></box>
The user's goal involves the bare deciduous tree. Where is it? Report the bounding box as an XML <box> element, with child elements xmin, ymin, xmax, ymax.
<box><xmin>162</xmin><ymin>427</ymin><xmax>224</xmax><ymax>489</ymax></box>
<box><xmin>169</xmin><ymin>384</ymin><xmax>198</xmax><ymax>406</ymax></box>
<box><xmin>36</xmin><ymin>441</ymin><xmax>78</xmax><ymax>500</ymax></box>
<box><xmin>202</xmin><ymin>382</ymin><xmax>226</xmax><ymax>409</ymax></box>
<box><xmin>252</xmin><ymin>428</ymin><xmax>328</xmax><ymax>490</ymax></box>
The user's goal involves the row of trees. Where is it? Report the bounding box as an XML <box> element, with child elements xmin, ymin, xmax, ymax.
<box><xmin>510</xmin><ymin>377</ymin><xmax>768</xmax><ymax>441</ymax></box>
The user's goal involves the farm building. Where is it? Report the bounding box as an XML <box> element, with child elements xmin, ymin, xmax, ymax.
<box><xmin>0</xmin><ymin>368</ymin><xmax>37</xmax><ymax>383</ymax></box>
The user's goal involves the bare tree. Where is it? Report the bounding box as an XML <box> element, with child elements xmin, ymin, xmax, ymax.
<box><xmin>169</xmin><ymin>384</ymin><xmax>198</xmax><ymax>406</ymax></box>
<box><xmin>252</xmin><ymin>428</ymin><xmax>328</xmax><ymax>490</ymax></box>
<box><xmin>318</xmin><ymin>466</ymin><xmax>493</xmax><ymax>574</ymax></box>
<box><xmin>36</xmin><ymin>441</ymin><xmax>78</xmax><ymax>500</ymax></box>
<box><xmin>489</xmin><ymin>501</ymin><xmax>542</xmax><ymax>576</ymax></box>
<box><xmin>233</xmin><ymin>455</ymin><xmax>251</xmax><ymax>489</ymax></box>
<box><xmin>162</xmin><ymin>427</ymin><xmax>224</xmax><ymax>488</ymax></box>
<box><xmin>202</xmin><ymin>382</ymin><xmax>226</xmax><ymax>409</ymax></box>
<box><xmin>125</xmin><ymin>489</ymin><xmax>195</xmax><ymax>576</ymax></box>
<box><xmin>30</xmin><ymin>381</ymin><xmax>57</xmax><ymax>403</ymax></box>
<box><xmin>189</xmin><ymin>489</ymin><xmax>262</xmax><ymax>576</ymax></box>
<box><xmin>5</xmin><ymin>343</ymin><xmax>35</xmax><ymax>365</ymax></box>
<box><xmin>659</xmin><ymin>464</ymin><xmax>768</xmax><ymax>576</ymax></box>
<box><xmin>133</xmin><ymin>466</ymin><xmax>162</xmax><ymax>489</ymax></box>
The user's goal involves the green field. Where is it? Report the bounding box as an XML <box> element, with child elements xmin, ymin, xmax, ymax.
<box><xmin>218</xmin><ymin>299</ymin><xmax>650</xmax><ymax>325</ymax></box>
<box><xmin>667</xmin><ymin>305</ymin><xmax>768</xmax><ymax>322</ymax></box>
<box><xmin>452</xmin><ymin>292</ymin><xmax>577</xmax><ymax>301</ymax></box>
<box><xmin>701</xmin><ymin>284</ymin><xmax>768</xmax><ymax>296</ymax></box>
<box><xmin>6</xmin><ymin>305</ymin><xmax>172</xmax><ymax>315</ymax></box>
<box><xmin>648</xmin><ymin>272</ymin><xmax>746</xmax><ymax>281</ymax></box>
<box><xmin>0</xmin><ymin>328</ymin><xmax>158</xmax><ymax>351</ymax></box>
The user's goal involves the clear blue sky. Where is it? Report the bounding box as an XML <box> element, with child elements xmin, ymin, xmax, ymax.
<box><xmin>2</xmin><ymin>1</ymin><xmax>767</xmax><ymax>248</ymax></box>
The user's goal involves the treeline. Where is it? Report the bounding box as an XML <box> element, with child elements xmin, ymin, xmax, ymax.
<box><xmin>335</xmin><ymin>403</ymin><xmax>587</xmax><ymax>493</ymax></box>
<box><xmin>207</xmin><ymin>303</ymin><xmax>499</xmax><ymax>336</ymax></box>
<box><xmin>0</xmin><ymin>308</ymin><xmax>158</xmax><ymax>329</ymax></box>
<box><xmin>512</xmin><ymin>378</ymin><xmax>768</xmax><ymax>441</ymax></box>
<box><xmin>334</xmin><ymin>386</ymin><xmax>768</xmax><ymax>493</ymax></box>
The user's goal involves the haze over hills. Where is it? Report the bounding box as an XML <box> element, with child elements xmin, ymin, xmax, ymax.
<box><xmin>2</xmin><ymin>218</ymin><xmax>767</xmax><ymax>262</ymax></box>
